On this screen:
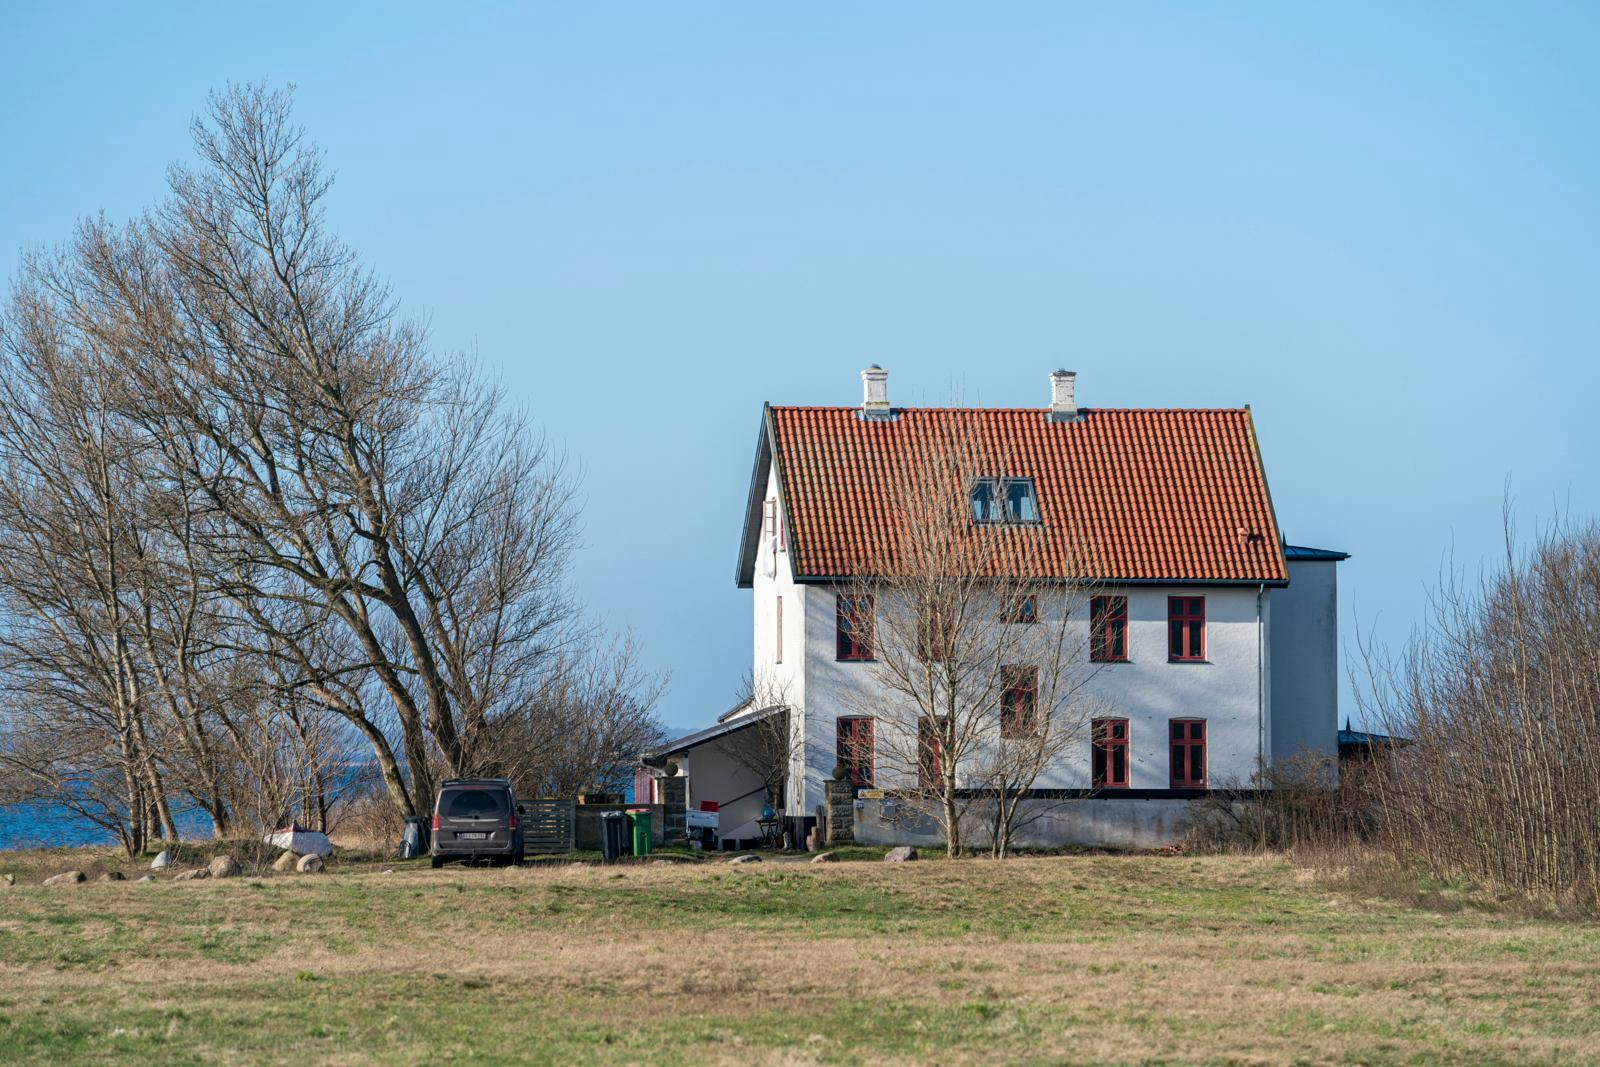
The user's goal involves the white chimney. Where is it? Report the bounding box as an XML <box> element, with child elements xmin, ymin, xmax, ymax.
<box><xmin>860</xmin><ymin>364</ymin><xmax>891</xmax><ymax>420</ymax></box>
<box><xmin>1049</xmin><ymin>369</ymin><xmax>1078</xmax><ymax>421</ymax></box>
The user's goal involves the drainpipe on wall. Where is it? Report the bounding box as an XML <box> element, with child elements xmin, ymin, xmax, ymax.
<box><xmin>1256</xmin><ymin>583</ymin><xmax>1266</xmax><ymax>777</ymax></box>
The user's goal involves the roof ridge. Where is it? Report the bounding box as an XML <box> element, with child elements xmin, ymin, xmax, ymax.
<box><xmin>765</xmin><ymin>405</ymin><xmax>1254</xmax><ymax>414</ymax></box>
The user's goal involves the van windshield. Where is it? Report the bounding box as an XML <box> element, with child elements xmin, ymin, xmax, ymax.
<box><xmin>442</xmin><ymin>789</ymin><xmax>509</xmax><ymax>819</ymax></box>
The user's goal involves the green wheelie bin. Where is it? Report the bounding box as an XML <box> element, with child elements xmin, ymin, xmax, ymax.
<box><xmin>626</xmin><ymin>808</ymin><xmax>652</xmax><ymax>857</ymax></box>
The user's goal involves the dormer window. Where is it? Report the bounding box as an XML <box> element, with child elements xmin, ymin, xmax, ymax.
<box><xmin>969</xmin><ymin>478</ymin><xmax>1039</xmax><ymax>524</ymax></box>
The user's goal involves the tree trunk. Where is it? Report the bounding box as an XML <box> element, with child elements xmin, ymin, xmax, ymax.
<box><xmin>943</xmin><ymin>781</ymin><xmax>960</xmax><ymax>858</ymax></box>
<box><xmin>343</xmin><ymin>711</ymin><xmax>417</xmax><ymax>819</ymax></box>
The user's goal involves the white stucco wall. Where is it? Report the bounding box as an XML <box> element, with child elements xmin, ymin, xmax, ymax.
<box><xmin>1269</xmin><ymin>559</ymin><xmax>1340</xmax><ymax>763</ymax></box>
<box><xmin>795</xmin><ymin>583</ymin><xmax>1274</xmax><ymax>812</ymax></box>
<box><xmin>682</xmin><ymin>738</ymin><xmax>770</xmax><ymax>842</ymax></box>
<box><xmin>748</xmin><ymin>463</ymin><xmax>807</xmax><ymax>814</ymax></box>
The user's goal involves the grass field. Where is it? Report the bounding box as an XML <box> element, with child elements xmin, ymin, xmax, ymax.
<box><xmin>1</xmin><ymin>850</ymin><xmax>1598</xmax><ymax>1064</ymax></box>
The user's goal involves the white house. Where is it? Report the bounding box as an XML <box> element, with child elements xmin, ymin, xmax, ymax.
<box><xmin>645</xmin><ymin>368</ymin><xmax>1346</xmax><ymax>848</ymax></box>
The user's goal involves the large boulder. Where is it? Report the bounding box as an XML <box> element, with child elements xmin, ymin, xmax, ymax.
<box><xmin>810</xmin><ymin>851</ymin><xmax>839</xmax><ymax>864</ymax></box>
<box><xmin>208</xmin><ymin>855</ymin><xmax>241</xmax><ymax>879</ymax></box>
<box><xmin>43</xmin><ymin>870</ymin><xmax>86</xmax><ymax>886</ymax></box>
<box><xmin>150</xmin><ymin>850</ymin><xmax>174</xmax><ymax>871</ymax></box>
<box><xmin>296</xmin><ymin>853</ymin><xmax>325</xmax><ymax>874</ymax></box>
<box><xmin>727</xmin><ymin>854</ymin><xmax>762</xmax><ymax>865</ymax></box>
<box><xmin>883</xmin><ymin>846</ymin><xmax>918</xmax><ymax>863</ymax></box>
<box><xmin>96</xmin><ymin>871</ymin><xmax>126</xmax><ymax>883</ymax></box>
<box><xmin>272</xmin><ymin>851</ymin><xmax>298</xmax><ymax>873</ymax></box>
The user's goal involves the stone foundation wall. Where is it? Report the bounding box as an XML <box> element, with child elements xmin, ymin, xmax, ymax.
<box><xmin>823</xmin><ymin>778</ymin><xmax>854</xmax><ymax>845</ymax></box>
<box><xmin>853</xmin><ymin>796</ymin><xmax>1194</xmax><ymax>849</ymax></box>
<box><xmin>658</xmin><ymin>777</ymin><xmax>686</xmax><ymax>839</ymax></box>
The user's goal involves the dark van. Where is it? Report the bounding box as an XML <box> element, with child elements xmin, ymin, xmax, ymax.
<box><xmin>430</xmin><ymin>778</ymin><xmax>523</xmax><ymax>867</ymax></box>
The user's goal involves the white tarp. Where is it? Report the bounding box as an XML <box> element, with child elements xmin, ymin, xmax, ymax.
<box><xmin>263</xmin><ymin>826</ymin><xmax>333</xmax><ymax>856</ymax></box>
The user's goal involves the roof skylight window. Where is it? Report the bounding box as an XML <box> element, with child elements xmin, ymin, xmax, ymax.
<box><xmin>969</xmin><ymin>478</ymin><xmax>1039</xmax><ymax>524</ymax></box>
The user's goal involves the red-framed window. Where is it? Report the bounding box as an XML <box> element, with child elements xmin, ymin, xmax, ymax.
<box><xmin>1168</xmin><ymin>596</ymin><xmax>1206</xmax><ymax>661</ymax></box>
<box><xmin>775</xmin><ymin>596</ymin><xmax>783</xmax><ymax>664</ymax></box>
<box><xmin>836</xmin><ymin>717</ymin><xmax>874</xmax><ymax>789</ymax></box>
<box><xmin>836</xmin><ymin>595</ymin><xmax>875</xmax><ymax>661</ymax></box>
<box><xmin>1000</xmin><ymin>665</ymin><xmax>1039</xmax><ymax>738</ymax></box>
<box><xmin>1091</xmin><ymin>718</ymin><xmax>1130</xmax><ymax>788</ymax></box>
<box><xmin>918</xmin><ymin>716</ymin><xmax>947</xmax><ymax>790</ymax></box>
<box><xmin>1091</xmin><ymin>596</ymin><xmax>1128</xmax><ymax>662</ymax></box>
<box><xmin>1169</xmin><ymin>719</ymin><xmax>1207</xmax><ymax>788</ymax></box>
<box><xmin>1002</xmin><ymin>594</ymin><xmax>1037</xmax><ymax>624</ymax></box>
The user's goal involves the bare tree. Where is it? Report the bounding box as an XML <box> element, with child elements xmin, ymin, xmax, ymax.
<box><xmin>43</xmin><ymin>85</ymin><xmax>580</xmax><ymax>817</ymax></box>
<box><xmin>0</xmin><ymin>287</ymin><xmax>178</xmax><ymax>852</ymax></box>
<box><xmin>970</xmin><ymin>668</ymin><xmax>1104</xmax><ymax>859</ymax></box>
<box><xmin>0</xmin><ymin>82</ymin><xmax>666</xmax><ymax>846</ymax></box>
<box><xmin>837</xmin><ymin>417</ymin><xmax>1104</xmax><ymax>857</ymax></box>
<box><xmin>487</xmin><ymin>628</ymin><xmax>669</xmax><ymax>799</ymax></box>
<box><xmin>723</xmin><ymin>669</ymin><xmax>802</xmax><ymax>813</ymax></box>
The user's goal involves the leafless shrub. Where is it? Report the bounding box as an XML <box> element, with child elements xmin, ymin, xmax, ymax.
<box><xmin>330</xmin><ymin>788</ymin><xmax>405</xmax><ymax>851</ymax></box>
<box><xmin>1185</xmin><ymin>751</ymin><xmax>1374</xmax><ymax>856</ymax></box>
<box><xmin>482</xmin><ymin>628</ymin><xmax>668</xmax><ymax>799</ymax></box>
<box><xmin>1355</xmin><ymin>510</ymin><xmax>1600</xmax><ymax>915</ymax></box>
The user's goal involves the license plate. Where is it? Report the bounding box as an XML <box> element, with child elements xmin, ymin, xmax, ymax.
<box><xmin>458</xmin><ymin>832</ymin><xmax>488</xmax><ymax>840</ymax></box>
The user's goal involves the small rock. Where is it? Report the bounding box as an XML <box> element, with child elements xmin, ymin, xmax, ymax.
<box><xmin>43</xmin><ymin>870</ymin><xmax>87</xmax><ymax>886</ymax></box>
<box><xmin>884</xmin><ymin>846</ymin><xmax>918</xmax><ymax>863</ymax></box>
<box><xmin>296</xmin><ymin>853</ymin><xmax>325</xmax><ymax>874</ymax></box>
<box><xmin>810</xmin><ymin>851</ymin><xmax>839</xmax><ymax>864</ymax></box>
<box><xmin>381</xmin><ymin>868</ymin><xmax>395</xmax><ymax>875</ymax></box>
<box><xmin>174</xmin><ymin>868</ymin><xmax>209</xmax><ymax>881</ymax></box>
<box><xmin>727</xmin><ymin>854</ymin><xmax>762</xmax><ymax>865</ymax></box>
<box><xmin>136</xmin><ymin>875</ymin><xmax>155</xmax><ymax>883</ymax></box>
<box><xmin>272</xmin><ymin>851</ymin><xmax>297</xmax><ymax>873</ymax></box>
<box><xmin>2</xmin><ymin>873</ymin><xmax>14</xmax><ymax>887</ymax></box>
<box><xmin>150</xmin><ymin>850</ymin><xmax>174</xmax><ymax>870</ymax></box>
<box><xmin>96</xmin><ymin>871</ymin><xmax>126</xmax><ymax>882</ymax></box>
<box><xmin>208</xmin><ymin>855</ymin><xmax>241</xmax><ymax>879</ymax></box>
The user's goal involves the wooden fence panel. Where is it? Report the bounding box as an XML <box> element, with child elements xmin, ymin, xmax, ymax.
<box><xmin>522</xmin><ymin>800</ymin><xmax>575</xmax><ymax>854</ymax></box>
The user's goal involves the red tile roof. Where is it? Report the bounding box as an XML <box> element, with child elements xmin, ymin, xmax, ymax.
<box><xmin>766</xmin><ymin>406</ymin><xmax>1287</xmax><ymax>584</ymax></box>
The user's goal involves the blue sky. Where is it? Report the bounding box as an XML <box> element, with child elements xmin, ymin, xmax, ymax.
<box><xmin>4</xmin><ymin>4</ymin><xmax>1597</xmax><ymax>729</ymax></box>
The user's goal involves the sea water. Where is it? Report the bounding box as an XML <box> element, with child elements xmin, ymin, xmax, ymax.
<box><xmin>0</xmin><ymin>802</ymin><xmax>212</xmax><ymax>850</ymax></box>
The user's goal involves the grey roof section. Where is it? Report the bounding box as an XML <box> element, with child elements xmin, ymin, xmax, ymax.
<box><xmin>1283</xmin><ymin>543</ymin><xmax>1350</xmax><ymax>562</ymax></box>
<box><xmin>1338</xmin><ymin>720</ymin><xmax>1407</xmax><ymax>747</ymax></box>
<box><xmin>717</xmin><ymin>698</ymin><xmax>755</xmax><ymax>723</ymax></box>
<box><xmin>642</xmin><ymin>704</ymin><xmax>785</xmax><ymax>764</ymax></box>
<box><xmin>734</xmin><ymin>407</ymin><xmax>774</xmax><ymax>589</ymax></box>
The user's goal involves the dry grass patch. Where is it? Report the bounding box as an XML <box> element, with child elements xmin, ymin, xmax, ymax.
<box><xmin>1</xmin><ymin>855</ymin><xmax>1597</xmax><ymax>1064</ymax></box>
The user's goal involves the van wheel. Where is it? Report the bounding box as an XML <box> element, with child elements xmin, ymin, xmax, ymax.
<box><xmin>430</xmin><ymin>856</ymin><xmax>444</xmax><ymax>869</ymax></box>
